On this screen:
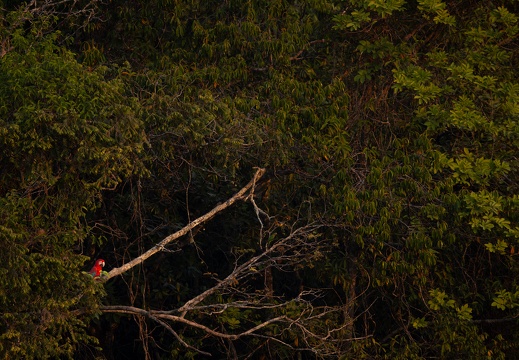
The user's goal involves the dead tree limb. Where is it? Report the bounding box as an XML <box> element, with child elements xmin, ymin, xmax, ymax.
<box><xmin>176</xmin><ymin>224</ymin><xmax>321</xmax><ymax>317</ymax></box>
<box><xmin>98</xmin><ymin>219</ymin><xmax>363</xmax><ymax>357</ymax></box>
<box><xmin>100</xmin><ymin>305</ymin><xmax>290</xmax><ymax>341</ymax></box>
<box><xmin>102</xmin><ymin>168</ymin><xmax>266</xmax><ymax>281</ymax></box>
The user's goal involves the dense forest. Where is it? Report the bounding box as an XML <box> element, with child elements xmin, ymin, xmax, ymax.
<box><xmin>1</xmin><ymin>0</ymin><xmax>519</xmax><ymax>358</ymax></box>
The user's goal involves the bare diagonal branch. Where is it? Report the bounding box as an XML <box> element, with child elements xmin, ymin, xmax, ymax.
<box><xmin>103</xmin><ymin>168</ymin><xmax>266</xmax><ymax>281</ymax></box>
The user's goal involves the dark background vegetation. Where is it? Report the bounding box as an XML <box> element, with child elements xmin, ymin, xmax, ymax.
<box><xmin>1</xmin><ymin>0</ymin><xmax>519</xmax><ymax>358</ymax></box>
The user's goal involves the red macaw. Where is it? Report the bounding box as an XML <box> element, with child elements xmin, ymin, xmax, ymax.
<box><xmin>89</xmin><ymin>259</ymin><xmax>105</xmax><ymax>277</ymax></box>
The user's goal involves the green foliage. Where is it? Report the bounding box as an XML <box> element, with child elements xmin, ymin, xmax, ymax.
<box><xmin>2</xmin><ymin>0</ymin><xmax>519</xmax><ymax>358</ymax></box>
<box><xmin>0</xmin><ymin>192</ymin><xmax>106</xmax><ymax>358</ymax></box>
<box><xmin>492</xmin><ymin>289</ymin><xmax>519</xmax><ymax>310</ymax></box>
<box><xmin>328</xmin><ymin>0</ymin><xmax>519</xmax><ymax>358</ymax></box>
<box><xmin>0</xmin><ymin>14</ymin><xmax>145</xmax><ymax>358</ymax></box>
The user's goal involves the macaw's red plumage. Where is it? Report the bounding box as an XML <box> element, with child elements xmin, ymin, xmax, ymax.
<box><xmin>89</xmin><ymin>259</ymin><xmax>105</xmax><ymax>277</ymax></box>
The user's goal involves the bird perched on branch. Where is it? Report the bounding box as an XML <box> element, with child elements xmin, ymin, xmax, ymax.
<box><xmin>89</xmin><ymin>259</ymin><xmax>106</xmax><ymax>278</ymax></box>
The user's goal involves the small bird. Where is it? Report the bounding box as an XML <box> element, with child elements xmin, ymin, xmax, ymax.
<box><xmin>89</xmin><ymin>259</ymin><xmax>106</xmax><ymax>278</ymax></box>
